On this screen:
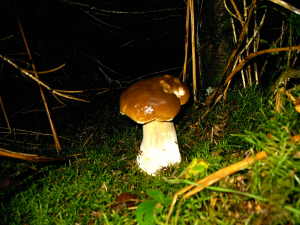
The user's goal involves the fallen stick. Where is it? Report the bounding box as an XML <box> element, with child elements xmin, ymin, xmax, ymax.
<box><xmin>0</xmin><ymin>147</ymin><xmax>66</xmax><ymax>162</ymax></box>
<box><xmin>167</xmin><ymin>151</ymin><xmax>267</xmax><ymax>222</ymax></box>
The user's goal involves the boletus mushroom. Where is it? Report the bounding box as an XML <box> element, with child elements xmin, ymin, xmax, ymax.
<box><xmin>120</xmin><ymin>74</ymin><xmax>190</xmax><ymax>175</ymax></box>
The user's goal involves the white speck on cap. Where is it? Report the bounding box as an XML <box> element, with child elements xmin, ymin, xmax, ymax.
<box><xmin>144</xmin><ymin>105</ymin><xmax>154</xmax><ymax>114</ymax></box>
<box><xmin>120</xmin><ymin>74</ymin><xmax>190</xmax><ymax>124</ymax></box>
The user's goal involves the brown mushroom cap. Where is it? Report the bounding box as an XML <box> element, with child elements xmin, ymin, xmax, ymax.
<box><xmin>120</xmin><ymin>74</ymin><xmax>190</xmax><ymax>124</ymax></box>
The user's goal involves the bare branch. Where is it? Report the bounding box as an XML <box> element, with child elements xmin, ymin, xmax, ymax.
<box><xmin>59</xmin><ymin>0</ymin><xmax>183</xmax><ymax>15</ymax></box>
<box><xmin>268</xmin><ymin>0</ymin><xmax>300</xmax><ymax>15</ymax></box>
<box><xmin>0</xmin><ymin>54</ymin><xmax>89</xmax><ymax>103</ymax></box>
<box><xmin>0</xmin><ymin>147</ymin><xmax>65</xmax><ymax>162</ymax></box>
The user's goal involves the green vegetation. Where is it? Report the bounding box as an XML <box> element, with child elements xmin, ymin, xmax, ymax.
<box><xmin>1</xmin><ymin>87</ymin><xmax>300</xmax><ymax>225</ymax></box>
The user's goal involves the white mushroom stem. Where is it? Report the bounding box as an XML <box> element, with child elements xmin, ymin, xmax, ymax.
<box><xmin>137</xmin><ymin>120</ymin><xmax>181</xmax><ymax>175</ymax></box>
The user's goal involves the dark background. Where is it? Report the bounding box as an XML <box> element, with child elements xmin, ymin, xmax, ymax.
<box><xmin>1</xmin><ymin>0</ymin><xmax>300</xmax><ymax>142</ymax></box>
<box><xmin>1</xmin><ymin>0</ymin><xmax>186</xmax><ymax>85</ymax></box>
<box><xmin>0</xmin><ymin>0</ymin><xmax>188</xmax><ymax>146</ymax></box>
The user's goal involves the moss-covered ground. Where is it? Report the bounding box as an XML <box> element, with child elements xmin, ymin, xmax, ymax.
<box><xmin>1</xmin><ymin>87</ymin><xmax>300</xmax><ymax>225</ymax></box>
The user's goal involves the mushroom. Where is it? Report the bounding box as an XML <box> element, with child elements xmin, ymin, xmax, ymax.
<box><xmin>120</xmin><ymin>74</ymin><xmax>190</xmax><ymax>175</ymax></box>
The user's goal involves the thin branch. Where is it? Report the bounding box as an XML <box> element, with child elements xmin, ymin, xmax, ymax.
<box><xmin>25</xmin><ymin>63</ymin><xmax>66</xmax><ymax>75</ymax></box>
<box><xmin>268</xmin><ymin>0</ymin><xmax>300</xmax><ymax>15</ymax></box>
<box><xmin>230</xmin><ymin>0</ymin><xmax>244</xmax><ymax>23</ymax></box>
<box><xmin>0</xmin><ymin>96</ymin><xmax>11</xmax><ymax>133</ymax></box>
<box><xmin>0</xmin><ymin>126</ymin><xmax>76</xmax><ymax>143</ymax></box>
<box><xmin>183</xmin><ymin>152</ymin><xmax>267</xmax><ymax>199</ymax></box>
<box><xmin>59</xmin><ymin>0</ymin><xmax>183</xmax><ymax>15</ymax></box>
<box><xmin>231</xmin><ymin>17</ymin><xmax>246</xmax><ymax>87</ymax></box>
<box><xmin>238</xmin><ymin>10</ymin><xmax>267</xmax><ymax>57</ymax></box>
<box><xmin>224</xmin><ymin>45</ymin><xmax>300</xmax><ymax>85</ymax></box>
<box><xmin>80</xmin><ymin>8</ymin><xmax>121</xmax><ymax>30</ymax></box>
<box><xmin>0</xmin><ymin>147</ymin><xmax>65</xmax><ymax>162</ymax></box>
<box><xmin>181</xmin><ymin>0</ymin><xmax>190</xmax><ymax>83</ymax></box>
<box><xmin>222</xmin><ymin>0</ymin><xmax>256</xmax><ymax>78</ymax></box>
<box><xmin>224</xmin><ymin>0</ymin><xmax>242</xmax><ymax>22</ymax></box>
<box><xmin>189</xmin><ymin>0</ymin><xmax>197</xmax><ymax>102</ymax></box>
<box><xmin>167</xmin><ymin>151</ymin><xmax>267</xmax><ymax>222</ymax></box>
<box><xmin>0</xmin><ymin>54</ymin><xmax>89</xmax><ymax>103</ymax></box>
<box><xmin>17</xmin><ymin>20</ymin><xmax>62</xmax><ymax>152</ymax></box>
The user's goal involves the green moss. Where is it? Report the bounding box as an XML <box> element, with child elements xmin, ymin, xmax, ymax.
<box><xmin>1</xmin><ymin>86</ymin><xmax>300</xmax><ymax>224</ymax></box>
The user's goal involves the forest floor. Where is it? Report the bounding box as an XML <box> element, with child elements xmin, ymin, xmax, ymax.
<box><xmin>0</xmin><ymin>86</ymin><xmax>300</xmax><ymax>225</ymax></box>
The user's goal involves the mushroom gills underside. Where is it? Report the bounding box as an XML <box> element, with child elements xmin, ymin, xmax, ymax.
<box><xmin>137</xmin><ymin>120</ymin><xmax>181</xmax><ymax>175</ymax></box>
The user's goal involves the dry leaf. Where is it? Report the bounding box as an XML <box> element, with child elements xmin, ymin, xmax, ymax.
<box><xmin>295</xmin><ymin>104</ymin><xmax>300</xmax><ymax>113</ymax></box>
<box><xmin>293</xmin><ymin>152</ymin><xmax>300</xmax><ymax>158</ymax></box>
<box><xmin>295</xmin><ymin>98</ymin><xmax>300</xmax><ymax>105</ymax></box>
<box><xmin>290</xmin><ymin>134</ymin><xmax>300</xmax><ymax>143</ymax></box>
<box><xmin>90</xmin><ymin>211</ymin><xmax>102</xmax><ymax>218</ymax></box>
<box><xmin>110</xmin><ymin>192</ymin><xmax>140</xmax><ymax>210</ymax></box>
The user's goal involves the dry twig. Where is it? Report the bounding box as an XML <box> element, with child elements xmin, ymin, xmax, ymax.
<box><xmin>205</xmin><ymin>44</ymin><xmax>300</xmax><ymax>114</ymax></box>
<box><xmin>268</xmin><ymin>0</ymin><xmax>300</xmax><ymax>15</ymax></box>
<box><xmin>25</xmin><ymin>63</ymin><xmax>66</xmax><ymax>75</ymax></box>
<box><xmin>0</xmin><ymin>96</ymin><xmax>11</xmax><ymax>133</ymax></box>
<box><xmin>0</xmin><ymin>54</ymin><xmax>89</xmax><ymax>103</ymax></box>
<box><xmin>167</xmin><ymin>151</ymin><xmax>267</xmax><ymax>222</ymax></box>
<box><xmin>189</xmin><ymin>0</ymin><xmax>197</xmax><ymax>102</ymax></box>
<box><xmin>224</xmin><ymin>45</ymin><xmax>300</xmax><ymax>85</ymax></box>
<box><xmin>17</xmin><ymin>20</ymin><xmax>62</xmax><ymax>153</ymax></box>
<box><xmin>181</xmin><ymin>0</ymin><xmax>190</xmax><ymax>83</ymax></box>
<box><xmin>0</xmin><ymin>147</ymin><xmax>65</xmax><ymax>162</ymax></box>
